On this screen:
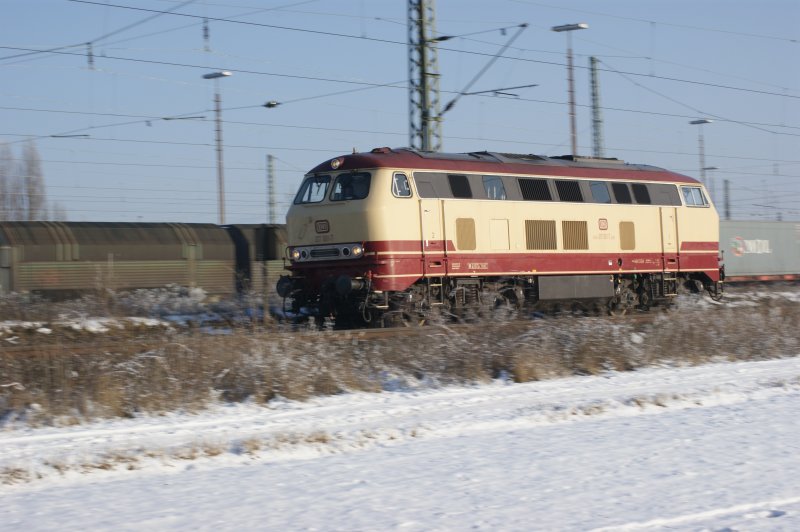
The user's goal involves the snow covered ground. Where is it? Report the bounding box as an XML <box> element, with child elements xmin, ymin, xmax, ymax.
<box><xmin>2</xmin><ymin>356</ymin><xmax>800</xmax><ymax>530</ymax></box>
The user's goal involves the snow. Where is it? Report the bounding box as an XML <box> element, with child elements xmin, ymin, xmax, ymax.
<box><xmin>3</xmin><ymin>356</ymin><xmax>800</xmax><ymax>530</ymax></box>
<box><xmin>1</xmin><ymin>317</ymin><xmax>173</xmax><ymax>337</ymax></box>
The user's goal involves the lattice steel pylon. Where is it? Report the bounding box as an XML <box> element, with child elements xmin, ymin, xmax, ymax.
<box><xmin>589</xmin><ymin>56</ymin><xmax>605</xmax><ymax>158</ymax></box>
<box><xmin>408</xmin><ymin>0</ymin><xmax>442</xmax><ymax>152</ymax></box>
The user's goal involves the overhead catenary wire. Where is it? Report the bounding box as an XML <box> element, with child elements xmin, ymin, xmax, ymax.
<box><xmin>6</xmin><ymin>125</ymin><xmax>800</xmax><ymax>167</ymax></box>
<box><xmin>0</xmin><ymin>0</ymin><xmax>199</xmax><ymax>63</ymax></box>
<box><xmin>11</xmin><ymin>3</ymin><xmax>796</xmax><ymax>101</ymax></box>
<box><xmin>3</xmin><ymin>3</ymin><xmax>797</xmax><ymax>222</ymax></box>
<box><xmin>597</xmin><ymin>58</ymin><xmax>795</xmax><ymax>138</ymax></box>
<box><xmin>508</xmin><ymin>0</ymin><xmax>800</xmax><ymax>44</ymax></box>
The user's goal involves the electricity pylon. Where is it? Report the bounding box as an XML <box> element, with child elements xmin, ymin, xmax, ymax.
<box><xmin>408</xmin><ymin>0</ymin><xmax>442</xmax><ymax>152</ymax></box>
<box><xmin>589</xmin><ymin>56</ymin><xmax>605</xmax><ymax>158</ymax></box>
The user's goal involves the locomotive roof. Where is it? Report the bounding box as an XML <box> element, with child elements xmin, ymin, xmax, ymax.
<box><xmin>308</xmin><ymin>147</ymin><xmax>700</xmax><ymax>184</ymax></box>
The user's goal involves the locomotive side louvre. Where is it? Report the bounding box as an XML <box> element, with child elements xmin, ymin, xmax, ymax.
<box><xmin>281</xmin><ymin>148</ymin><xmax>723</xmax><ymax>325</ymax></box>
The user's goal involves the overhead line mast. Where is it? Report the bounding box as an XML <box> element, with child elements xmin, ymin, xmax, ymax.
<box><xmin>590</xmin><ymin>56</ymin><xmax>605</xmax><ymax>158</ymax></box>
<box><xmin>408</xmin><ymin>0</ymin><xmax>442</xmax><ymax>152</ymax></box>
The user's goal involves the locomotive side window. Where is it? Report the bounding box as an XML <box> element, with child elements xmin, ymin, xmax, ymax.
<box><xmin>555</xmin><ymin>180</ymin><xmax>584</xmax><ymax>202</ymax></box>
<box><xmin>590</xmin><ymin>182</ymin><xmax>611</xmax><ymax>203</ymax></box>
<box><xmin>681</xmin><ymin>186</ymin><xmax>708</xmax><ymax>207</ymax></box>
<box><xmin>331</xmin><ymin>172</ymin><xmax>371</xmax><ymax>201</ymax></box>
<box><xmin>648</xmin><ymin>184</ymin><xmax>682</xmax><ymax>206</ymax></box>
<box><xmin>294</xmin><ymin>175</ymin><xmax>331</xmax><ymax>204</ymax></box>
<box><xmin>612</xmin><ymin>182</ymin><xmax>633</xmax><ymax>204</ymax></box>
<box><xmin>392</xmin><ymin>173</ymin><xmax>412</xmax><ymax>198</ymax></box>
<box><xmin>482</xmin><ymin>176</ymin><xmax>507</xmax><ymax>200</ymax></box>
<box><xmin>416</xmin><ymin>182</ymin><xmax>437</xmax><ymax>198</ymax></box>
<box><xmin>631</xmin><ymin>184</ymin><xmax>652</xmax><ymax>204</ymax></box>
<box><xmin>519</xmin><ymin>178</ymin><xmax>552</xmax><ymax>201</ymax></box>
<box><xmin>448</xmin><ymin>174</ymin><xmax>473</xmax><ymax>198</ymax></box>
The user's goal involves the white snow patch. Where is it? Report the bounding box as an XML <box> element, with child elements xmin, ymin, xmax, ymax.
<box><xmin>2</xmin><ymin>356</ymin><xmax>800</xmax><ymax>530</ymax></box>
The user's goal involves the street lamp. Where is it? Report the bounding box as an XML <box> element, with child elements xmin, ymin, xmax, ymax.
<box><xmin>203</xmin><ymin>70</ymin><xmax>232</xmax><ymax>224</ymax></box>
<box><xmin>690</xmin><ymin>118</ymin><xmax>712</xmax><ymax>190</ymax></box>
<box><xmin>552</xmin><ymin>22</ymin><xmax>588</xmax><ymax>156</ymax></box>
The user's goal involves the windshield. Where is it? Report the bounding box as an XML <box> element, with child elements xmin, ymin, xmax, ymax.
<box><xmin>294</xmin><ymin>175</ymin><xmax>331</xmax><ymax>204</ymax></box>
<box><xmin>330</xmin><ymin>172</ymin><xmax>371</xmax><ymax>201</ymax></box>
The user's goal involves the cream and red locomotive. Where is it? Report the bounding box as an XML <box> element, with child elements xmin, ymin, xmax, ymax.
<box><xmin>277</xmin><ymin>147</ymin><xmax>723</xmax><ymax>325</ymax></box>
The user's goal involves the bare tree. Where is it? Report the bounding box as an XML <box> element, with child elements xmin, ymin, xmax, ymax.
<box><xmin>0</xmin><ymin>142</ymin><xmax>65</xmax><ymax>221</ymax></box>
<box><xmin>0</xmin><ymin>143</ymin><xmax>10</xmax><ymax>220</ymax></box>
<box><xmin>0</xmin><ymin>143</ymin><xmax>25</xmax><ymax>221</ymax></box>
<box><xmin>51</xmin><ymin>201</ymin><xmax>68</xmax><ymax>221</ymax></box>
<box><xmin>21</xmin><ymin>141</ymin><xmax>46</xmax><ymax>220</ymax></box>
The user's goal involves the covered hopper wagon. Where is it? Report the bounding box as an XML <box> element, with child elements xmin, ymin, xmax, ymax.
<box><xmin>0</xmin><ymin>221</ymin><xmax>286</xmax><ymax>301</ymax></box>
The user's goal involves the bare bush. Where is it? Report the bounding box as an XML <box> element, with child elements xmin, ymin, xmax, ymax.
<box><xmin>1</xmin><ymin>291</ymin><xmax>797</xmax><ymax>426</ymax></box>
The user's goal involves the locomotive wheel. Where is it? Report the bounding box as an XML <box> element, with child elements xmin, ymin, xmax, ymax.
<box><xmin>374</xmin><ymin>310</ymin><xmax>421</xmax><ymax>328</ymax></box>
<box><xmin>638</xmin><ymin>290</ymin><xmax>651</xmax><ymax>311</ymax></box>
<box><xmin>608</xmin><ymin>286</ymin><xmax>637</xmax><ymax>316</ymax></box>
<box><xmin>707</xmin><ymin>282</ymin><xmax>724</xmax><ymax>302</ymax></box>
<box><xmin>492</xmin><ymin>296</ymin><xmax>517</xmax><ymax>320</ymax></box>
<box><xmin>607</xmin><ymin>298</ymin><xmax>627</xmax><ymax>316</ymax></box>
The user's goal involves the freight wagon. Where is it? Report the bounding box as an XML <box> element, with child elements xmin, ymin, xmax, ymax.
<box><xmin>719</xmin><ymin>221</ymin><xmax>800</xmax><ymax>281</ymax></box>
<box><xmin>0</xmin><ymin>222</ymin><xmax>286</xmax><ymax>302</ymax></box>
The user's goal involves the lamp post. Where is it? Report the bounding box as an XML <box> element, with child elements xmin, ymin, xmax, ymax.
<box><xmin>690</xmin><ymin>118</ymin><xmax>712</xmax><ymax>190</ymax></box>
<box><xmin>203</xmin><ymin>70</ymin><xmax>232</xmax><ymax>224</ymax></box>
<box><xmin>552</xmin><ymin>22</ymin><xmax>588</xmax><ymax>156</ymax></box>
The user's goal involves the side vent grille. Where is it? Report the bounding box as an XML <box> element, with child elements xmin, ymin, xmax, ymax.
<box><xmin>562</xmin><ymin>221</ymin><xmax>589</xmax><ymax>250</ymax></box>
<box><xmin>519</xmin><ymin>179</ymin><xmax>552</xmax><ymax>201</ymax></box>
<box><xmin>525</xmin><ymin>220</ymin><xmax>557</xmax><ymax>250</ymax></box>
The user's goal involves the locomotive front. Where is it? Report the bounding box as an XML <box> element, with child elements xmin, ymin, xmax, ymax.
<box><xmin>277</xmin><ymin>151</ymin><xmax>421</xmax><ymax>325</ymax></box>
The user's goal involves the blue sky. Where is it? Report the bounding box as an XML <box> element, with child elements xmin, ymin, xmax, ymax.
<box><xmin>2</xmin><ymin>0</ymin><xmax>799</xmax><ymax>223</ymax></box>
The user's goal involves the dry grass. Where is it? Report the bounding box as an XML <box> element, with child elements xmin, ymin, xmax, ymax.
<box><xmin>1</xmin><ymin>291</ymin><xmax>798</xmax><ymax>426</ymax></box>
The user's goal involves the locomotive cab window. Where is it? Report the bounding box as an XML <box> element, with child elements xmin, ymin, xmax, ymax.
<box><xmin>294</xmin><ymin>175</ymin><xmax>331</xmax><ymax>204</ymax></box>
<box><xmin>392</xmin><ymin>173</ymin><xmax>412</xmax><ymax>198</ymax></box>
<box><xmin>482</xmin><ymin>176</ymin><xmax>507</xmax><ymax>200</ymax></box>
<box><xmin>331</xmin><ymin>172</ymin><xmax>371</xmax><ymax>201</ymax></box>
<box><xmin>682</xmin><ymin>186</ymin><xmax>708</xmax><ymax>207</ymax></box>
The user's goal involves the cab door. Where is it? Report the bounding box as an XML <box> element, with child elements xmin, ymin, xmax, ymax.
<box><xmin>660</xmin><ymin>207</ymin><xmax>679</xmax><ymax>271</ymax></box>
<box><xmin>419</xmin><ymin>199</ymin><xmax>447</xmax><ymax>276</ymax></box>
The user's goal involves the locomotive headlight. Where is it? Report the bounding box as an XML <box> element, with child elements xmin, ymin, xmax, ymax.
<box><xmin>290</xmin><ymin>248</ymin><xmax>301</xmax><ymax>261</ymax></box>
<box><xmin>351</xmin><ymin>245</ymin><xmax>364</xmax><ymax>257</ymax></box>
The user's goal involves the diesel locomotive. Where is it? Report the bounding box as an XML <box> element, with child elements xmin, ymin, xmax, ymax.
<box><xmin>277</xmin><ymin>147</ymin><xmax>724</xmax><ymax>326</ymax></box>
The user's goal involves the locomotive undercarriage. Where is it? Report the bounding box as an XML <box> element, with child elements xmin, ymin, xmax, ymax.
<box><xmin>284</xmin><ymin>271</ymin><xmax>723</xmax><ymax>328</ymax></box>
